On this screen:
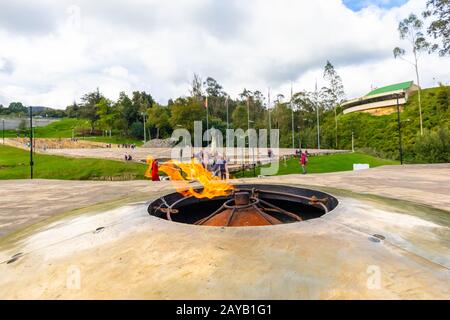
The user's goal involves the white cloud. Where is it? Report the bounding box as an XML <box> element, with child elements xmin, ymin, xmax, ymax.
<box><xmin>0</xmin><ymin>0</ymin><xmax>449</xmax><ymax>108</ymax></box>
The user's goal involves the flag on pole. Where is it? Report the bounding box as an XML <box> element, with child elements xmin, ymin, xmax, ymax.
<box><xmin>204</xmin><ymin>96</ymin><xmax>208</xmax><ymax>109</ymax></box>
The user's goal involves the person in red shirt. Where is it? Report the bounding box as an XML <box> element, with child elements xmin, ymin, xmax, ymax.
<box><xmin>300</xmin><ymin>150</ymin><xmax>308</xmax><ymax>174</ymax></box>
<box><xmin>145</xmin><ymin>156</ymin><xmax>160</xmax><ymax>181</ymax></box>
<box><xmin>151</xmin><ymin>159</ymin><xmax>160</xmax><ymax>181</ymax></box>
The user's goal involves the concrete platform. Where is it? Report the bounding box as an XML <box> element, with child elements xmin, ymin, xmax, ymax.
<box><xmin>0</xmin><ymin>164</ymin><xmax>449</xmax><ymax>299</ymax></box>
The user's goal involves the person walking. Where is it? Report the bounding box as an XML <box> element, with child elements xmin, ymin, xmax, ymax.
<box><xmin>300</xmin><ymin>150</ymin><xmax>308</xmax><ymax>174</ymax></box>
<box><xmin>217</xmin><ymin>156</ymin><xmax>227</xmax><ymax>180</ymax></box>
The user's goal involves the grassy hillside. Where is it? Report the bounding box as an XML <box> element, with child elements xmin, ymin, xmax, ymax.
<box><xmin>0</xmin><ymin>145</ymin><xmax>147</xmax><ymax>180</ymax></box>
<box><xmin>318</xmin><ymin>85</ymin><xmax>450</xmax><ymax>163</ymax></box>
<box><xmin>3</xmin><ymin>118</ymin><xmax>87</xmax><ymax>138</ymax></box>
<box><xmin>235</xmin><ymin>152</ymin><xmax>398</xmax><ymax>177</ymax></box>
<box><xmin>33</xmin><ymin>118</ymin><xmax>89</xmax><ymax>138</ymax></box>
<box><xmin>3</xmin><ymin>118</ymin><xmax>143</xmax><ymax>145</ymax></box>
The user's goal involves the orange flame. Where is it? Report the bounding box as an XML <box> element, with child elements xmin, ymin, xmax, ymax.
<box><xmin>146</xmin><ymin>158</ymin><xmax>234</xmax><ymax>199</ymax></box>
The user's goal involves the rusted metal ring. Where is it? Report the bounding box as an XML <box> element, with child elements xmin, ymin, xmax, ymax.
<box><xmin>223</xmin><ymin>197</ymin><xmax>260</xmax><ymax>210</ymax></box>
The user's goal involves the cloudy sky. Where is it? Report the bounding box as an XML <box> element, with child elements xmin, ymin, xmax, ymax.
<box><xmin>0</xmin><ymin>0</ymin><xmax>449</xmax><ymax>109</ymax></box>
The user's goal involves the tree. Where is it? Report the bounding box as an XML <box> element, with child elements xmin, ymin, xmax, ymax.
<box><xmin>271</xmin><ymin>102</ymin><xmax>292</xmax><ymax>147</ymax></box>
<box><xmin>393</xmin><ymin>13</ymin><xmax>430</xmax><ymax>136</ymax></box>
<box><xmin>169</xmin><ymin>97</ymin><xmax>204</xmax><ymax>133</ymax></box>
<box><xmin>204</xmin><ymin>77</ymin><xmax>224</xmax><ymax>97</ymax></box>
<box><xmin>96</xmin><ymin>97</ymin><xmax>118</xmax><ymax>134</ymax></box>
<box><xmin>130</xmin><ymin>121</ymin><xmax>144</xmax><ymax>139</ymax></box>
<box><xmin>231</xmin><ymin>104</ymin><xmax>248</xmax><ymax>130</ymax></box>
<box><xmin>323</xmin><ymin>61</ymin><xmax>345</xmax><ymax>148</ymax></box>
<box><xmin>80</xmin><ymin>89</ymin><xmax>103</xmax><ymax>132</ymax></box>
<box><xmin>66</xmin><ymin>101</ymin><xmax>80</xmax><ymax>118</ymax></box>
<box><xmin>116</xmin><ymin>91</ymin><xmax>139</xmax><ymax>133</ymax></box>
<box><xmin>147</xmin><ymin>104</ymin><xmax>171</xmax><ymax>138</ymax></box>
<box><xmin>239</xmin><ymin>88</ymin><xmax>252</xmax><ymax>100</ymax></box>
<box><xmin>274</xmin><ymin>94</ymin><xmax>285</xmax><ymax>105</ymax></box>
<box><xmin>436</xmin><ymin>84</ymin><xmax>449</xmax><ymax>114</ymax></box>
<box><xmin>414</xmin><ymin>127</ymin><xmax>450</xmax><ymax>163</ymax></box>
<box><xmin>132</xmin><ymin>91</ymin><xmax>154</xmax><ymax>113</ymax></box>
<box><xmin>203</xmin><ymin>77</ymin><xmax>227</xmax><ymax>120</ymax></box>
<box><xmin>423</xmin><ymin>0</ymin><xmax>450</xmax><ymax>56</ymax></box>
<box><xmin>189</xmin><ymin>74</ymin><xmax>203</xmax><ymax>100</ymax></box>
<box><xmin>8</xmin><ymin>102</ymin><xmax>27</xmax><ymax>114</ymax></box>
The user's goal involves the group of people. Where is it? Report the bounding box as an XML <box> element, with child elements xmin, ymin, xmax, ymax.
<box><xmin>124</xmin><ymin>153</ymin><xmax>133</xmax><ymax>161</ymax></box>
<box><xmin>194</xmin><ymin>150</ymin><xmax>229</xmax><ymax>180</ymax></box>
<box><xmin>119</xmin><ymin>143</ymin><xmax>136</xmax><ymax>149</ymax></box>
<box><xmin>144</xmin><ymin>148</ymin><xmax>308</xmax><ymax>182</ymax></box>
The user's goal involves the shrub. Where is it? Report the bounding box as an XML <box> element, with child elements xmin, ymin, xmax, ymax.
<box><xmin>413</xmin><ymin>127</ymin><xmax>450</xmax><ymax>163</ymax></box>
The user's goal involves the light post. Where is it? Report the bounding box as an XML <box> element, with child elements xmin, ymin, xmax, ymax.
<box><xmin>205</xmin><ymin>96</ymin><xmax>209</xmax><ymax>141</ymax></box>
<box><xmin>247</xmin><ymin>96</ymin><xmax>250</xmax><ymax>132</ymax></box>
<box><xmin>2</xmin><ymin>119</ymin><xmax>4</xmax><ymax>145</ymax></box>
<box><xmin>291</xmin><ymin>83</ymin><xmax>295</xmax><ymax>150</ymax></box>
<box><xmin>248</xmin><ymin>119</ymin><xmax>256</xmax><ymax>177</ymax></box>
<box><xmin>141</xmin><ymin>112</ymin><xmax>147</xmax><ymax>143</ymax></box>
<box><xmin>267</xmin><ymin>88</ymin><xmax>271</xmax><ymax>147</ymax></box>
<box><xmin>226</xmin><ymin>96</ymin><xmax>229</xmax><ymax>130</ymax></box>
<box><xmin>315</xmin><ymin>80</ymin><xmax>321</xmax><ymax>150</ymax></box>
<box><xmin>29</xmin><ymin>106</ymin><xmax>34</xmax><ymax>179</ymax></box>
<box><xmin>396</xmin><ymin>94</ymin><xmax>403</xmax><ymax>165</ymax></box>
<box><xmin>297</xmin><ymin>125</ymin><xmax>301</xmax><ymax>150</ymax></box>
<box><xmin>352</xmin><ymin>131</ymin><xmax>354</xmax><ymax>153</ymax></box>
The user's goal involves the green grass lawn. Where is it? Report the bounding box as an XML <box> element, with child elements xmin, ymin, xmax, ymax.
<box><xmin>0</xmin><ymin>144</ymin><xmax>148</xmax><ymax>180</ymax></box>
<box><xmin>235</xmin><ymin>152</ymin><xmax>399</xmax><ymax>178</ymax></box>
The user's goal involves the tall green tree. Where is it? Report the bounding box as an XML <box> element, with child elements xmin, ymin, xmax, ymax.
<box><xmin>169</xmin><ymin>97</ymin><xmax>204</xmax><ymax>133</ymax></box>
<box><xmin>115</xmin><ymin>92</ymin><xmax>134</xmax><ymax>135</ymax></box>
<box><xmin>66</xmin><ymin>101</ymin><xmax>80</xmax><ymax>118</ymax></box>
<box><xmin>8</xmin><ymin>102</ymin><xmax>27</xmax><ymax>114</ymax></box>
<box><xmin>80</xmin><ymin>89</ymin><xmax>103</xmax><ymax>132</ymax></box>
<box><xmin>147</xmin><ymin>104</ymin><xmax>171</xmax><ymax>138</ymax></box>
<box><xmin>393</xmin><ymin>13</ymin><xmax>430</xmax><ymax>136</ymax></box>
<box><xmin>132</xmin><ymin>91</ymin><xmax>154</xmax><ymax>113</ymax></box>
<box><xmin>122</xmin><ymin>92</ymin><xmax>142</xmax><ymax>128</ymax></box>
<box><xmin>423</xmin><ymin>0</ymin><xmax>450</xmax><ymax>56</ymax></box>
<box><xmin>271</xmin><ymin>102</ymin><xmax>292</xmax><ymax>147</ymax></box>
<box><xmin>323</xmin><ymin>61</ymin><xmax>345</xmax><ymax>148</ymax></box>
<box><xmin>231</xmin><ymin>104</ymin><xmax>248</xmax><ymax>130</ymax></box>
<box><xmin>189</xmin><ymin>74</ymin><xmax>203</xmax><ymax>101</ymax></box>
<box><xmin>203</xmin><ymin>77</ymin><xmax>227</xmax><ymax>120</ymax></box>
<box><xmin>96</xmin><ymin>97</ymin><xmax>118</xmax><ymax>134</ymax></box>
<box><xmin>204</xmin><ymin>77</ymin><xmax>224</xmax><ymax>97</ymax></box>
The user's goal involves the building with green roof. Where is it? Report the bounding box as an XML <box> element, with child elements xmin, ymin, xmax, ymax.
<box><xmin>342</xmin><ymin>81</ymin><xmax>419</xmax><ymax>116</ymax></box>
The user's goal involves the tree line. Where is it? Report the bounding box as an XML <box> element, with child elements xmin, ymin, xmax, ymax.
<box><xmin>57</xmin><ymin>61</ymin><xmax>345</xmax><ymax>149</ymax></box>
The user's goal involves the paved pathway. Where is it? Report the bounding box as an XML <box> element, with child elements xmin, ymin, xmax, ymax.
<box><xmin>0</xmin><ymin>164</ymin><xmax>449</xmax><ymax>238</ymax></box>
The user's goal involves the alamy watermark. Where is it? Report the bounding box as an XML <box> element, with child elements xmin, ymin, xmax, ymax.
<box><xmin>170</xmin><ymin>121</ymin><xmax>281</xmax><ymax>176</ymax></box>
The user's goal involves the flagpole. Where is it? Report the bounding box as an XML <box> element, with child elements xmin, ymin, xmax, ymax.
<box><xmin>205</xmin><ymin>96</ymin><xmax>209</xmax><ymax>141</ymax></box>
<box><xmin>247</xmin><ymin>96</ymin><xmax>250</xmax><ymax>132</ymax></box>
<box><xmin>267</xmin><ymin>87</ymin><xmax>272</xmax><ymax>147</ymax></box>
<box><xmin>226</xmin><ymin>96</ymin><xmax>229</xmax><ymax>130</ymax></box>
<box><xmin>268</xmin><ymin>87</ymin><xmax>271</xmax><ymax>132</ymax></box>
<box><xmin>291</xmin><ymin>83</ymin><xmax>294</xmax><ymax>150</ymax></box>
<box><xmin>315</xmin><ymin>80</ymin><xmax>321</xmax><ymax>150</ymax></box>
